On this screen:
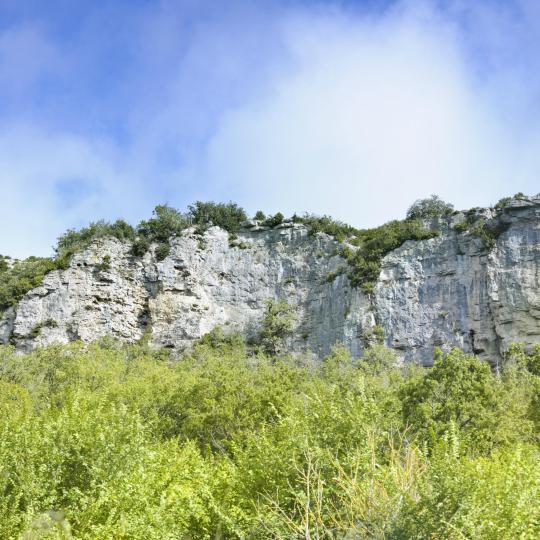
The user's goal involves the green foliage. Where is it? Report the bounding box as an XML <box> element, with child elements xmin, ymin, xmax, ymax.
<box><xmin>344</xmin><ymin>219</ymin><xmax>438</xmax><ymax>293</ymax></box>
<box><xmin>55</xmin><ymin>219</ymin><xmax>135</xmax><ymax>268</ymax></box>
<box><xmin>94</xmin><ymin>255</ymin><xmax>111</xmax><ymax>272</ymax></box>
<box><xmin>263</xmin><ymin>212</ymin><xmax>285</xmax><ymax>228</ymax></box>
<box><xmin>325</xmin><ymin>266</ymin><xmax>346</xmax><ymax>283</ymax></box>
<box><xmin>254</xmin><ymin>210</ymin><xmax>266</xmax><ymax>221</ymax></box>
<box><xmin>453</xmin><ymin>218</ymin><xmax>469</xmax><ymax>232</ymax></box>
<box><xmin>0</xmin><ymin>255</ymin><xmax>10</xmax><ymax>273</ymax></box>
<box><xmin>0</xmin><ymin>339</ymin><xmax>538</xmax><ymax>538</ymax></box>
<box><xmin>154</xmin><ymin>243</ymin><xmax>170</xmax><ymax>261</ymax></box>
<box><xmin>296</xmin><ymin>213</ymin><xmax>357</xmax><ymax>242</ymax></box>
<box><xmin>136</xmin><ymin>204</ymin><xmax>188</xmax><ymax>244</ymax></box>
<box><xmin>495</xmin><ymin>196</ymin><xmax>513</xmax><ymax>209</ymax></box>
<box><xmin>470</xmin><ymin>219</ymin><xmax>510</xmax><ymax>249</ymax></box>
<box><xmin>188</xmin><ymin>201</ymin><xmax>247</xmax><ymax>234</ymax></box>
<box><xmin>259</xmin><ymin>299</ymin><xmax>296</xmax><ymax>355</ymax></box>
<box><xmin>131</xmin><ymin>236</ymin><xmax>150</xmax><ymax>257</ymax></box>
<box><xmin>28</xmin><ymin>318</ymin><xmax>58</xmax><ymax>339</ymax></box>
<box><xmin>454</xmin><ymin>212</ymin><xmax>510</xmax><ymax>250</ymax></box>
<box><xmin>397</xmin><ymin>442</ymin><xmax>540</xmax><ymax>539</ymax></box>
<box><xmin>0</xmin><ymin>257</ymin><xmax>57</xmax><ymax>312</ymax></box>
<box><xmin>505</xmin><ymin>342</ymin><xmax>540</xmax><ymax>376</ymax></box>
<box><xmin>406</xmin><ymin>194</ymin><xmax>454</xmax><ymax>220</ymax></box>
<box><xmin>400</xmin><ymin>348</ymin><xmax>534</xmax><ymax>452</ymax></box>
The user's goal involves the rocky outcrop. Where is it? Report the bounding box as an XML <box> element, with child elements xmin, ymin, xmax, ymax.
<box><xmin>376</xmin><ymin>197</ymin><xmax>540</xmax><ymax>365</ymax></box>
<box><xmin>1</xmin><ymin>197</ymin><xmax>539</xmax><ymax>364</ymax></box>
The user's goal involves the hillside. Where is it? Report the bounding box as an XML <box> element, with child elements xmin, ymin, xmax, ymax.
<box><xmin>1</xmin><ymin>194</ymin><xmax>539</xmax><ymax>365</ymax></box>
<box><xmin>1</xmin><ymin>194</ymin><xmax>540</xmax><ymax>538</ymax></box>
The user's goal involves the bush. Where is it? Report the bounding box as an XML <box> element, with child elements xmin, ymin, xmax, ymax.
<box><xmin>0</xmin><ymin>255</ymin><xmax>9</xmax><ymax>273</ymax></box>
<box><xmin>136</xmin><ymin>205</ymin><xmax>188</xmax><ymax>244</ymax></box>
<box><xmin>400</xmin><ymin>348</ymin><xmax>534</xmax><ymax>452</ymax></box>
<box><xmin>0</xmin><ymin>339</ymin><xmax>538</xmax><ymax>538</ymax></box>
<box><xmin>263</xmin><ymin>212</ymin><xmax>285</xmax><ymax>228</ymax></box>
<box><xmin>406</xmin><ymin>194</ymin><xmax>454</xmax><ymax>220</ymax></box>
<box><xmin>344</xmin><ymin>219</ymin><xmax>438</xmax><ymax>293</ymax></box>
<box><xmin>259</xmin><ymin>299</ymin><xmax>296</xmax><ymax>355</ymax></box>
<box><xmin>188</xmin><ymin>201</ymin><xmax>247</xmax><ymax>234</ymax></box>
<box><xmin>154</xmin><ymin>242</ymin><xmax>170</xmax><ymax>261</ymax></box>
<box><xmin>55</xmin><ymin>219</ymin><xmax>135</xmax><ymax>267</ymax></box>
<box><xmin>296</xmin><ymin>213</ymin><xmax>356</xmax><ymax>242</ymax></box>
<box><xmin>0</xmin><ymin>257</ymin><xmax>58</xmax><ymax>312</ymax></box>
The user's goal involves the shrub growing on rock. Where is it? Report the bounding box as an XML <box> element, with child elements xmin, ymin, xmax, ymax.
<box><xmin>0</xmin><ymin>257</ymin><xmax>57</xmax><ymax>312</ymax></box>
<box><xmin>406</xmin><ymin>194</ymin><xmax>454</xmax><ymax>220</ymax></box>
<box><xmin>260</xmin><ymin>299</ymin><xmax>296</xmax><ymax>355</ymax></box>
<box><xmin>188</xmin><ymin>201</ymin><xmax>247</xmax><ymax>234</ymax></box>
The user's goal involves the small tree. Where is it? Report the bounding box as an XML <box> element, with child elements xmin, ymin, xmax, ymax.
<box><xmin>406</xmin><ymin>195</ymin><xmax>454</xmax><ymax>220</ymax></box>
<box><xmin>254</xmin><ymin>210</ymin><xmax>266</xmax><ymax>221</ymax></box>
<box><xmin>399</xmin><ymin>348</ymin><xmax>530</xmax><ymax>451</ymax></box>
<box><xmin>136</xmin><ymin>205</ymin><xmax>188</xmax><ymax>244</ymax></box>
<box><xmin>264</xmin><ymin>212</ymin><xmax>285</xmax><ymax>228</ymax></box>
<box><xmin>0</xmin><ymin>256</ymin><xmax>9</xmax><ymax>273</ymax></box>
<box><xmin>260</xmin><ymin>299</ymin><xmax>296</xmax><ymax>355</ymax></box>
<box><xmin>188</xmin><ymin>201</ymin><xmax>247</xmax><ymax>234</ymax></box>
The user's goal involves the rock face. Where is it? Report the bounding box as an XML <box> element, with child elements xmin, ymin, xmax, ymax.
<box><xmin>1</xmin><ymin>197</ymin><xmax>539</xmax><ymax>364</ymax></box>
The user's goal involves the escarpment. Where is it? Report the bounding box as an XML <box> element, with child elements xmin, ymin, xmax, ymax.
<box><xmin>1</xmin><ymin>195</ymin><xmax>539</xmax><ymax>365</ymax></box>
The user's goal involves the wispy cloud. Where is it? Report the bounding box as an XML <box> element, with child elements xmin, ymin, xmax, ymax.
<box><xmin>0</xmin><ymin>0</ymin><xmax>539</xmax><ymax>257</ymax></box>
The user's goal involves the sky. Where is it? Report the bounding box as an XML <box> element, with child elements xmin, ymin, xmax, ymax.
<box><xmin>0</xmin><ymin>0</ymin><xmax>539</xmax><ymax>258</ymax></box>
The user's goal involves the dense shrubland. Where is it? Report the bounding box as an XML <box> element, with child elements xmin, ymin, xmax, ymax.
<box><xmin>0</xmin><ymin>336</ymin><xmax>539</xmax><ymax>539</ymax></box>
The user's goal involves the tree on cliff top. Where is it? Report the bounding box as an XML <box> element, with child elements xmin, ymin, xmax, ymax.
<box><xmin>406</xmin><ymin>195</ymin><xmax>454</xmax><ymax>220</ymax></box>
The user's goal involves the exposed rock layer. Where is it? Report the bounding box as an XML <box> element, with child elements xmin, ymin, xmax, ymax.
<box><xmin>2</xmin><ymin>197</ymin><xmax>539</xmax><ymax>364</ymax></box>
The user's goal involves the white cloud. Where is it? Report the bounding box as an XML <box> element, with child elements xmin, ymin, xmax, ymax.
<box><xmin>0</xmin><ymin>0</ymin><xmax>539</xmax><ymax>258</ymax></box>
<box><xmin>0</xmin><ymin>126</ymin><xmax>149</xmax><ymax>257</ymax></box>
<box><xmin>194</xmin><ymin>2</ymin><xmax>539</xmax><ymax>224</ymax></box>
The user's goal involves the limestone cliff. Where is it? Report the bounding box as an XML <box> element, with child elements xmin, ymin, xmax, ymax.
<box><xmin>1</xmin><ymin>196</ymin><xmax>539</xmax><ymax>365</ymax></box>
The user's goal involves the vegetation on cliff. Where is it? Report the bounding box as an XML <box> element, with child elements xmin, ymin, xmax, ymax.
<box><xmin>0</xmin><ymin>257</ymin><xmax>57</xmax><ymax>312</ymax></box>
<box><xmin>0</xmin><ymin>337</ymin><xmax>539</xmax><ymax>538</ymax></box>
<box><xmin>0</xmin><ymin>194</ymin><xmax>531</xmax><ymax>313</ymax></box>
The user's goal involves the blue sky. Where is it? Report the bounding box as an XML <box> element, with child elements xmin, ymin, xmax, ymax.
<box><xmin>0</xmin><ymin>0</ymin><xmax>539</xmax><ymax>257</ymax></box>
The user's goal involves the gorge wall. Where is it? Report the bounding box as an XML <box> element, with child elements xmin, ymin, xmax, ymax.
<box><xmin>1</xmin><ymin>196</ymin><xmax>539</xmax><ymax>365</ymax></box>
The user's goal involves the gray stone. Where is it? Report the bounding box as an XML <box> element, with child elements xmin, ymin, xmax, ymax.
<box><xmin>3</xmin><ymin>197</ymin><xmax>539</xmax><ymax>365</ymax></box>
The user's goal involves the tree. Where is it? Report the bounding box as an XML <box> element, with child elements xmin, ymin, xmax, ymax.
<box><xmin>264</xmin><ymin>212</ymin><xmax>285</xmax><ymax>228</ymax></box>
<box><xmin>406</xmin><ymin>195</ymin><xmax>454</xmax><ymax>220</ymax></box>
<box><xmin>136</xmin><ymin>205</ymin><xmax>188</xmax><ymax>244</ymax></box>
<box><xmin>188</xmin><ymin>201</ymin><xmax>247</xmax><ymax>233</ymax></box>
<box><xmin>401</xmin><ymin>348</ymin><xmax>501</xmax><ymax>450</ymax></box>
<box><xmin>260</xmin><ymin>299</ymin><xmax>296</xmax><ymax>355</ymax></box>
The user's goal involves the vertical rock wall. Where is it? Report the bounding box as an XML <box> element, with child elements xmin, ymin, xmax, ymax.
<box><xmin>1</xmin><ymin>197</ymin><xmax>538</xmax><ymax>364</ymax></box>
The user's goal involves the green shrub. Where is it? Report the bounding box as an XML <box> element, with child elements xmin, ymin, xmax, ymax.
<box><xmin>259</xmin><ymin>299</ymin><xmax>296</xmax><ymax>355</ymax></box>
<box><xmin>0</xmin><ymin>255</ymin><xmax>10</xmax><ymax>273</ymax></box>
<box><xmin>136</xmin><ymin>204</ymin><xmax>188</xmax><ymax>243</ymax></box>
<box><xmin>296</xmin><ymin>213</ymin><xmax>356</xmax><ymax>242</ymax></box>
<box><xmin>344</xmin><ymin>219</ymin><xmax>438</xmax><ymax>293</ymax></box>
<box><xmin>0</xmin><ymin>339</ymin><xmax>538</xmax><ymax>538</ymax></box>
<box><xmin>95</xmin><ymin>254</ymin><xmax>111</xmax><ymax>272</ymax></box>
<box><xmin>0</xmin><ymin>257</ymin><xmax>58</xmax><ymax>312</ymax></box>
<box><xmin>263</xmin><ymin>212</ymin><xmax>285</xmax><ymax>228</ymax></box>
<box><xmin>188</xmin><ymin>201</ymin><xmax>247</xmax><ymax>234</ymax></box>
<box><xmin>400</xmin><ymin>348</ymin><xmax>534</xmax><ymax>452</ymax></box>
<box><xmin>55</xmin><ymin>219</ymin><xmax>135</xmax><ymax>267</ymax></box>
<box><xmin>406</xmin><ymin>194</ymin><xmax>454</xmax><ymax>220</ymax></box>
<box><xmin>131</xmin><ymin>236</ymin><xmax>150</xmax><ymax>257</ymax></box>
<box><xmin>453</xmin><ymin>219</ymin><xmax>469</xmax><ymax>232</ymax></box>
<box><xmin>154</xmin><ymin>242</ymin><xmax>170</xmax><ymax>261</ymax></box>
<box><xmin>495</xmin><ymin>196</ymin><xmax>513</xmax><ymax>209</ymax></box>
